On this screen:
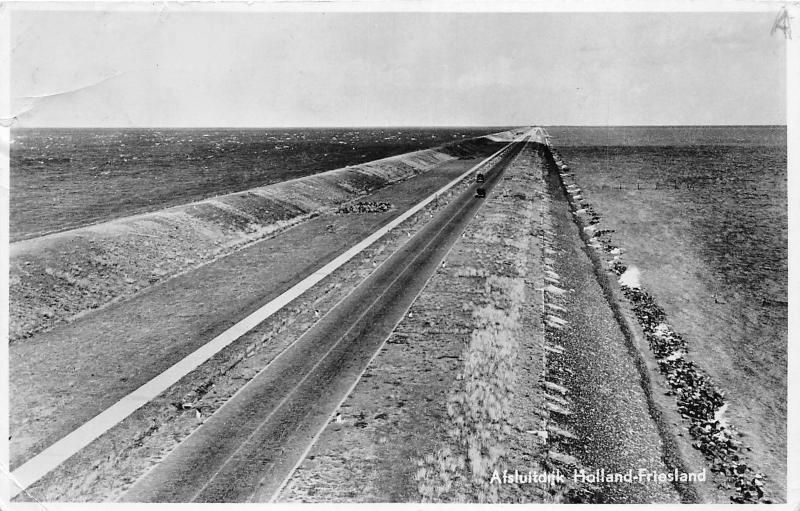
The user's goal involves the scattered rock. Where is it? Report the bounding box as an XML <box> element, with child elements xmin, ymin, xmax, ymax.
<box><xmin>557</xmin><ymin>153</ymin><xmax>768</xmax><ymax>504</ymax></box>
<box><xmin>337</xmin><ymin>201</ymin><xmax>392</xmax><ymax>214</ymax></box>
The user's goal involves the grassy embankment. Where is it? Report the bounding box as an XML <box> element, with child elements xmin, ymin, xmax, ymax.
<box><xmin>9</xmin><ymin>135</ymin><xmax>512</xmax><ymax>345</ymax></box>
<box><xmin>10</xmin><ymin>128</ymin><xmax>512</xmax><ymax>241</ymax></box>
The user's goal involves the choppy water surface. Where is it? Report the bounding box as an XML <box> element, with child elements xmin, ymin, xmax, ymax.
<box><xmin>10</xmin><ymin>127</ymin><xmax>505</xmax><ymax>241</ymax></box>
<box><xmin>551</xmin><ymin>125</ymin><xmax>787</xmax><ymax>309</ymax></box>
<box><xmin>551</xmin><ymin>125</ymin><xmax>787</xmax><ymax>498</ymax></box>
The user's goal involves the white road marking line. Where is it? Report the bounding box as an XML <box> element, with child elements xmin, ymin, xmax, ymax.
<box><xmin>189</xmin><ymin>194</ymin><xmax>470</xmax><ymax>502</ymax></box>
<box><xmin>9</xmin><ymin>129</ymin><xmax>538</xmax><ymax>499</ymax></box>
<box><xmin>267</xmin><ymin>129</ymin><xmax>534</xmax><ymax>503</ymax></box>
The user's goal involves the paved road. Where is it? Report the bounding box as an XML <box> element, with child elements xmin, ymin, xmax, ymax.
<box><xmin>120</xmin><ymin>140</ymin><xmax>528</xmax><ymax>502</ymax></box>
<box><xmin>10</xmin><ymin>155</ymin><xmax>492</xmax><ymax>473</ymax></box>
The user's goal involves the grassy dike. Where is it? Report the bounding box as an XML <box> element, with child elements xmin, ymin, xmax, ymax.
<box><xmin>9</xmin><ymin>133</ymin><xmax>519</xmax><ymax>344</ymax></box>
<box><xmin>278</xmin><ymin>141</ymin><xmax>558</xmax><ymax>503</ymax></box>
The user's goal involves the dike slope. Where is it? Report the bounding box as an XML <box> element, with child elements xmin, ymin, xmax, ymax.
<box><xmin>9</xmin><ymin>130</ymin><xmax>526</xmax><ymax>344</ymax></box>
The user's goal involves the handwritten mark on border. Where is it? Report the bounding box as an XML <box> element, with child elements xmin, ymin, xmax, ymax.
<box><xmin>771</xmin><ymin>6</ymin><xmax>792</xmax><ymax>39</ymax></box>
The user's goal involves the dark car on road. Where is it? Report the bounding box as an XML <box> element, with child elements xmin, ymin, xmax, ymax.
<box><xmin>476</xmin><ymin>173</ymin><xmax>485</xmax><ymax>183</ymax></box>
<box><xmin>475</xmin><ymin>187</ymin><xmax>486</xmax><ymax>198</ymax></box>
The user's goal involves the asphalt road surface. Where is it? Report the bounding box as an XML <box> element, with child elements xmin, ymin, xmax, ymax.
<box><xmin>119</xmin><ymin>140</ymin><xmax>527</xmax><ymax>502</ymax></box>
<box><xmin>10</xmin><ymin>152</ymin><xmax>492</xmax><ymax>473</ymax></box>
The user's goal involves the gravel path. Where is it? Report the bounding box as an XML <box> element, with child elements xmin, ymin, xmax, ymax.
<box><xmin>542</xmin><ymin>161</ymin><xmax>683</xmax><ymax>503</ymax></box>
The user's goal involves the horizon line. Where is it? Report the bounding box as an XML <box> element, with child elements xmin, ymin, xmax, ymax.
<box><xmin>9</xmin><ymin>124</ymin><xmax>789</xmax><ymax>129</ymax></box>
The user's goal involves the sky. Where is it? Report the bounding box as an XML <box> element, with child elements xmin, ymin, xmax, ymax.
<box><xmin>8</xmin><ymin>8</ymin><xmax>788</xmax><ymax>127</ymax></box>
